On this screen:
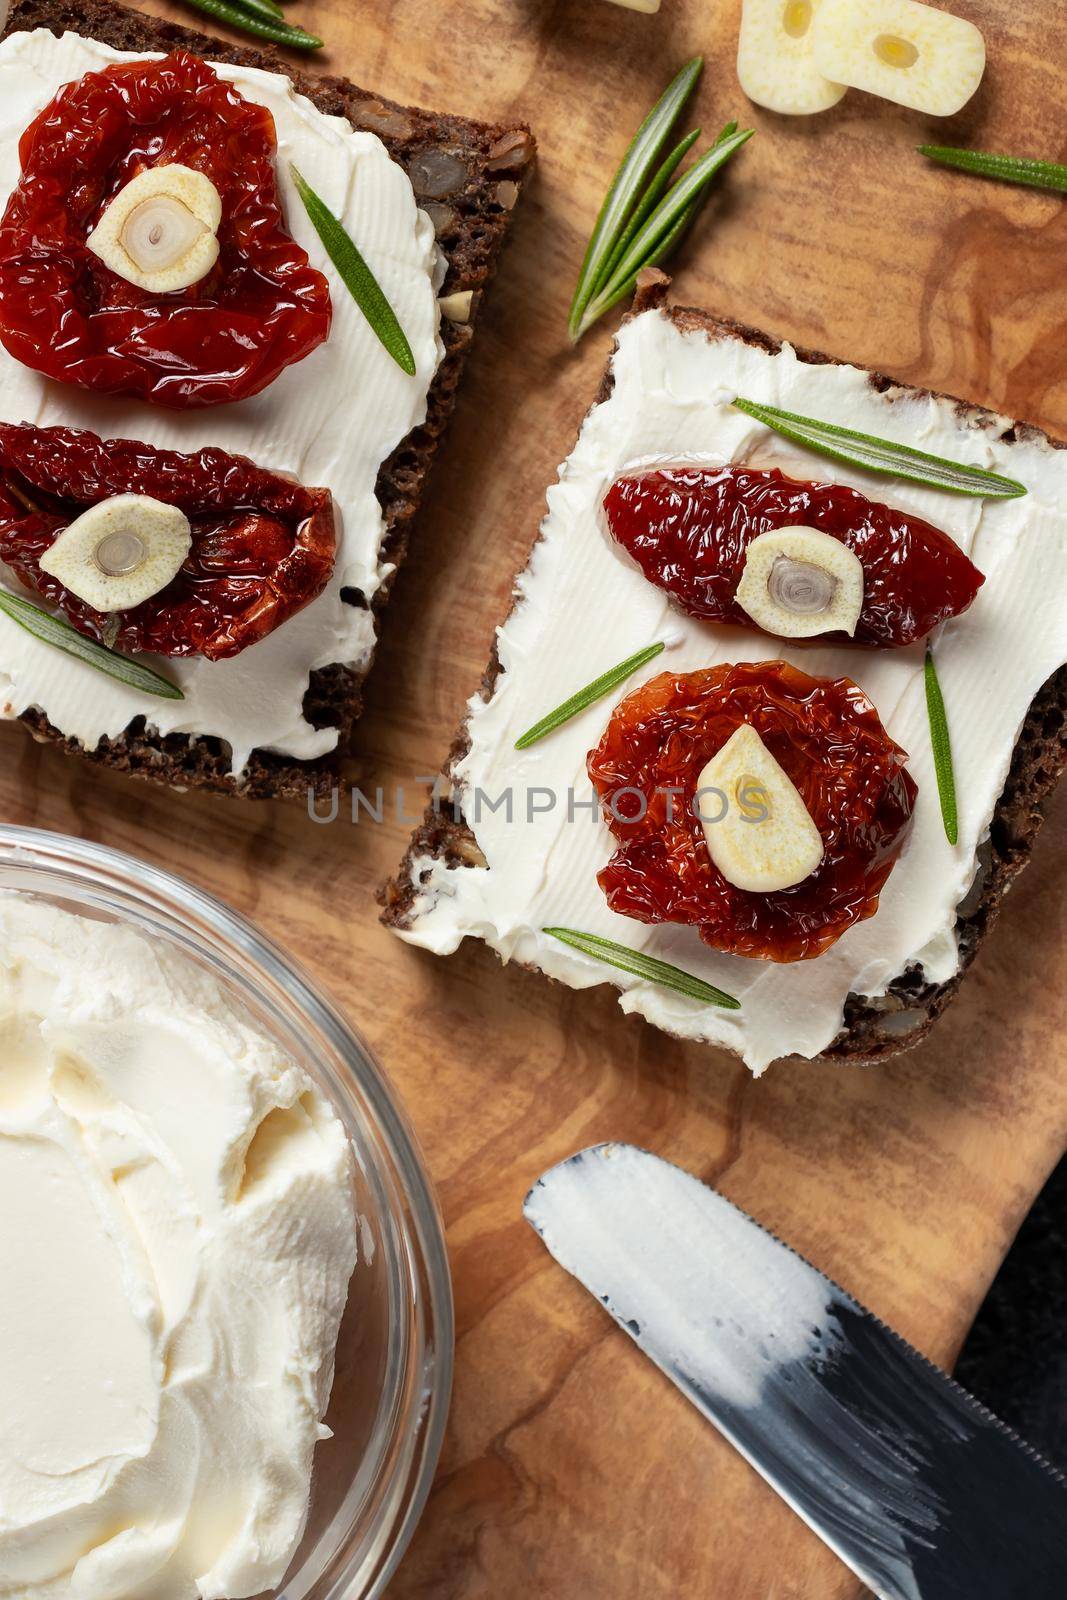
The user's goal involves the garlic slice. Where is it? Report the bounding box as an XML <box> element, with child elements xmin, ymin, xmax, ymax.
<box><xmin>735</xmin><ymin>525</ymin><xmax>864</xmax><ymax>639</ymax></box>
<box><xmin>737</xmin><ymin>0</ymin><xmax>847</xmax><ymax>115</ymax></box>
<box><xmin>40</xmin><ymin>495</ymin><xmax>192</xmax><ymax>613</ymax></box>
<box><xmin>696</xmin><ymin>723</ymin><xmax>824</xmax><ymax>894</ymax></box>
<box><xmin>86</xmin><ymin>165</ymin><xmax>222</xmax><ymax>293</ymax></box>
<box><xmin>811</xmin><ymin>0</ymin><xmax>985</xmax><ymax>116</ymax></box>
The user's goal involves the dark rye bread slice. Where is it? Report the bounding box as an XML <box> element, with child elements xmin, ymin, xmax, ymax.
<box><xmin>2</xmin><ymin>0</ymin><xmax>534</xmax><ymax>799</ymax></box>
<box><xmin>381</xmin><ymin>273</ymin><xmax>1067</xmax><ymax>1065</ymax></box>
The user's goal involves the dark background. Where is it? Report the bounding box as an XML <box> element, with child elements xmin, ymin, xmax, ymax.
<box><xmin>959</xmin><ymin>1156</ymin><xmax>1067</xmax><ymax>1468</ymax></box>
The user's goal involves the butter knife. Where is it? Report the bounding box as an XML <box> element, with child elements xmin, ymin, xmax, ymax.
<box><xmin>523</xmin><ymin>1143</ymin><xmax>1067</xmax><ymax>1599</ymax></box>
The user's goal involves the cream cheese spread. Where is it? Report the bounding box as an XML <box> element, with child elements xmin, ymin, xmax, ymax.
<box><xmin>0</xmin><ymin>893</ymin><xmax>358</xmax><ymax>1599</ymax></box>
<box><xmin>0</xmin><ymin>30</ymin><xmax>443</xmax><ymax>774</ymax></box>
<box><xmin>397</xmin><ymin>308</ymin><xmax>1067</xmax><ymax>1072</ymax></box>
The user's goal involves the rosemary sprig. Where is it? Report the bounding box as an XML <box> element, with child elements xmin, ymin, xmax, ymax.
<box><xmin>924</xmin><ymin>646</ymin><xmax>958</xmax><ymax>846</ymax></box>
<box><xmin>179</xmin><ymin>0</ymin><xmax>323</xmax><ymax>50</ymax></box>
<box><xmin>515</xmin><ymin>642</ymin><xmax>665</xmax><ymax>749</ymax></box>
<box><xmin>545</xmin><ymin>928</ymin><xmax>741</xmax><ymax>1009</ymax></box>
<box><xmin>733</xmin><ymin>398</ymin><xmax>1026</xmax><ymax>500</ymax></box>
<box><xmin>920</xmin><ymin>145</ymin><xmax>1067</xmax><ymax>195</ymax></box>
<box><xmin>568</xmin><ymin>59</ymin><xmax>753</xmax><ymax>342</ymax></box>
<box><xmin>0</xmin><ymin>589</ymin><xmax>183</xmax><ymax>700</ymax></box>
<box><xmin>597</xmin><ymin>128</ymin><xmax>702</xmax><ymax>291</ymax></box>
<box><xmin>579</xmin><ymin>124</ymin><xmax>753</xmax><ymax>337</ymax></box>
<box><xmin>290</xmin><ymin>166</ymin><xmax>416</xmax><ymax>375</ymax></box>
<box><xmin>569</xmin><ymin>58</ymin><xmax>703</xmax><ymax>342</ymax></box>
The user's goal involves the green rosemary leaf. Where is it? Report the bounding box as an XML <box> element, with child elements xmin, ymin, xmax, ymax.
<box><xmin>920</xmin><ymin>144</ymin><xmax>1067</xmax><ymax>194</ymax></box>
<box><xmin>732</xmin><ymin>398</ymin><xmax>1026</xmax><ymax>500</ymax></box>
<box><xmin>633</xmin><ymin>122</ymin><xmax>735</xmax><ymax>288</ymax></box>
<box><xmin>290</xmin><ymin>166</ymin><xmax>416</xmax><ymax>375</ymax></box>
<box><xmin>229</xmin><ymin>0</ymin><xmax>286</xmax><ymax>22</ymax></box>
<box><xmin>568</xmin><ymin>57</ymin><xmax>704</xmax><ymax>342</ymax></box>
<box><xmin>0</xmin><ymin>589</ymin><xmax>183</xmax><ymax>700</ymax></box>
<box><xmin>545</xmin><ymin>928</ymin><xmax>741</xmax><ymax>1010</ymax></box>
<box><xmin>514</xmin><ymin>642</ymin><xmax>665</xmax><ymax>749</ymax></box>
<box><xmin>924</xmin><ymin>646</ymin><xmax>958</xmax><ymax>846</ymax></box>
<box><xmin>584</xmin><ymin>193</ymin><xmax>703</xmax><ymax>327</ymax></box>
<box><xmin>594</xmin><ymin>120</ymin><xmax>737</xmax><ymax>317</ymax></box>
<box><xmin>179</xmin><ymin>0</ymin><xmax>323</xmax><ymax>49</ymax></box>
<box><xmin>576</xmin><ymin>128</ymin><xmax>753</xmax><ymax>340</ymax></box>
<box><xmin>597</xmin><ymin>129</ymin><xmax>702</xmax><ymax>291</ymax></box>
<box><xmin>651</xmin><ymin>193</ymin><xmax>702</xmax><ymax>258</ymax></box>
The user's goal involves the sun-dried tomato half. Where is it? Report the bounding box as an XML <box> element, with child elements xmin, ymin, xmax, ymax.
<box><xmin>0</xmin><ymin>422</ymin><xmax>335</xmax><ymax>661</ymax></box>
<box><xmin>588</xmin><ymin>660</ymin><xmax>916</xmax><ymax>962</ymax></box>
<box><xmin>0</xmin><ymin>52</ymin><xmax>331</xmax><ymax>408</ymax></box>
<box><xmin>604</xmin><ymin>464</ymin><xmax>984</xmax><ymax>647</ymax></box>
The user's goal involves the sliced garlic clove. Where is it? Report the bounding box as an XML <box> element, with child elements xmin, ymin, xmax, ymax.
<box><xmin>696</xmin><ymin>723</ymin><xmax>824</xmax><ymax>894</ymax></box>
<box><xmin>122</xmin><ymin>197</ymin><xmax>207</xmax><ymax>272</ymax></box>
<box><xmin>39</xmin><ymin>495</ymin><xmax>192</xmax><ymax>613</ymax></box>
<box><xmin>811</xmin><ymin>0</ymin><xmax>985</xmax><ymax>116</ymax></box>
<box><xmin>86</xmin><ymin>165</ymin><xmax>222</xmax><ymax>293</ymax></box>
<box><xmin>738</xmin><ymin>0</ymin><xmax>847</xmax><ymax>115</ymax></box>
<box><xmin>735</xmin><ymin>525</ymin><xmax>864</xmax><ymax>639</ymax></box>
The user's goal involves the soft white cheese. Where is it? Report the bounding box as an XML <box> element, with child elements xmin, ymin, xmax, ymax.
<box><xmin>0</xmin><ymin>894</ymin><xmax>358</xmax><ymax>1600</ymax></box>
<box><xmin>524</xmin><ymin>1142</ymin><xmax>923</xmax><ymax>1595</ymax></box>
<box><xmin>0</xmin><ymin>31</ymin><xmax>443</xmax><ymax>774</ymax></box>
<box><xmin>397</xmin><ymin>308</ymin><xmax>1067</xmax><ymax>1072</ymax></box>
<box><xmin>524</xmin><ymin>1143</ymin><xmax>838</xmax><ymax>1411</ymax></box>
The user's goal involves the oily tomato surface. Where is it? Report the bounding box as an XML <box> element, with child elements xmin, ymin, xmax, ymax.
<box><xmin>0</xmin><ymin>423</ymin><xmax>335</xmax><ymax>661</ymax></box>
<box><xmin>604</xmin><ymin>465</ymin><xmax>984</xmax><ymax>647</ymax></box>
<box><xmin>0</xmin><ymin>53</ymin><xmax>331</xmax><ymax>407</ymax></box>
<box><xmin>588</xmin><ymin>660</ymin><xmax>917</xmax><ymax>962</ymax></box>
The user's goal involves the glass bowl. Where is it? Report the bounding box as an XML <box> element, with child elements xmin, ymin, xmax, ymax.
<box><xmin>0</xmin><ymin>822</ymin><xmax>452</xmax><ymax>1600</ymax></box>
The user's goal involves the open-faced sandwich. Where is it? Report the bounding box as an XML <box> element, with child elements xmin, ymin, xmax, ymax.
<box><xmin>384</xmin><ymin>276</ymin><xmax>1067</xmax><ymax>1072</ymax></box>
<box><xmin>0</xmin><ymin>1</ymin><xmax>533</xmax><ymax>797</ymax></box>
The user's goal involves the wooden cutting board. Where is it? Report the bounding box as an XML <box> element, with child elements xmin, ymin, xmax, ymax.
<box><xmin>3</xmin><ymin>1</ymin><xmax>1067</xmax><ymax>1592</ymax></box>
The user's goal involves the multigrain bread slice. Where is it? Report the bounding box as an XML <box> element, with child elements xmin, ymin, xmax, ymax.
<box><xmin>1</xmin><ymin>0</ymin><xmax>534</xmax><ymax>799</ymax></box>
<box><xmin>381</xmin><ymin>274</ymin><xmax>1067</xmax><ymax>1066</ymax></box>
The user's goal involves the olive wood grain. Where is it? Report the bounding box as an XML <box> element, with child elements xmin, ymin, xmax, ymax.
<box><xmin>2</xmin><ymin>1</ymin><xmax>1067</xmax><ymax>1595</ymax></box>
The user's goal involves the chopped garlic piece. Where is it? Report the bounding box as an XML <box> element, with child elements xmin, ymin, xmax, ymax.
<box><xmin>735</xmin><ymin>525</ymin><xmax>864</xmax><ymax>638</ymax></box>
<box><xmin>738</xmin><ymin>0</ymin><xmax>846</xmax><ymax>115</ymax></box>
<box><xmin>604</xmin><ymin>0</ymin><xmax>661</xmax><ymax>11</ymax></box>
<box><xmin>87</xmin><ymin>164</ymin><xmax>222</xmax><ymax>293</ymax></box>
<box><xmin>439</xmin><ymin>289</ymin><xmax>474</xmax><ymax>323</ymax></box>
<box><xmin>40</xmin><ymin>495</ymin><xmax>192</xmax><ymax>613</ymax></box>
<box><xmin>811</xmin><ymin>0</ymin><xmax>985</xmax><ymax>116</ymax></box>
<box><xmin>696</xmin><ymin>723</ymin><xmax>824</xmax><ymax>894</ymax></box>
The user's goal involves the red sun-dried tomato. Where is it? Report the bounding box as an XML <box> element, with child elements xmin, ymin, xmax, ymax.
<box><xmin>0</xmin><ymin>52</ymin><xmax>331</xmax><ymax>408</ymax></box>
<box><xmin>604</xmin><ymin>464</ymin><xmax>984</xmax><ymax>647</ymax></box>
<box><xmin>588</xmin><ymin>660</ymin><xmax>916</xmax><ymax>962</ymax></box>
<box><xmin>0</xmin><ymin>422</ymin><xmax>335</xmax><ymax>661</ymax></box>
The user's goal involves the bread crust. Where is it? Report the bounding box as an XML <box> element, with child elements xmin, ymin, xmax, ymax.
<box><xmin>380</xmin><ymin>273</ymin><xmax>1067</xmax><ymax>1063</ymax></box>
<box><xmin>2</xmin><ymin>0</ymin><xmax>535</xmax><ymax>799</ymax></box>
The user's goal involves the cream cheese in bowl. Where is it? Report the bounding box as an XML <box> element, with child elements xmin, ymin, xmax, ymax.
<box><xmin>0</xmin><ymin>828</ymin><xmax>452</xmax><ymax>1600</ymax></box>
<box><xmin>0</xmin><ymin>896</ymin><xmax>357</xmax><ymax>1599</ymax></box>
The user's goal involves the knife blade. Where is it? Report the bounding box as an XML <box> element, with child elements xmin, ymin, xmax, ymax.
<box><xmin>523</xmin><ymin>1142</ymin><xmax>1067</xmax><ymax>1599</ymax></box>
